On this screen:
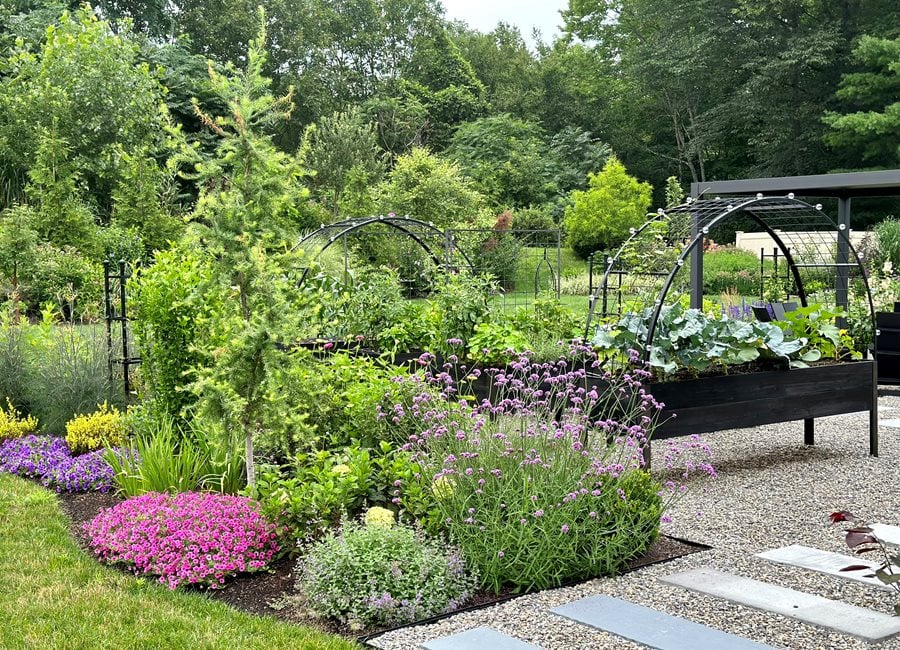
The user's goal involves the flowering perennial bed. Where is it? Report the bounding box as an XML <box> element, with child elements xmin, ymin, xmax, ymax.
<box><xmin>0</xmin><ymin>434</ymin><xmax>116</xmax><ymax>492</ymax></box>
<box><xmin>84</xmin><ymin>491</ymin><xmax>280</xmax><ymax>589</ymax></box>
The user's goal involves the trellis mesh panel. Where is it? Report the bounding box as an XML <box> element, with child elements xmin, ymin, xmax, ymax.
<box><xmin>294</xmin><ymin>217</ymin><xmax>562</xmax><ymax>314</ymax></box>
<box><xmin>587</xmin><ymin>196</ymin><xmax>875</xmax><ymax>352</ymax></box>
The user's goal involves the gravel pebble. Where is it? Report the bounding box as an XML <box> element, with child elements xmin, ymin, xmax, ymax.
<box><xmin>367</xmin><ymin>390</ymin><xmax>900</xmax><ymax>650</ymax></box>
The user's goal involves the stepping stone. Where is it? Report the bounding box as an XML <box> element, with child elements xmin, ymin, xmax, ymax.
<box><xmin>550</xmin><ymin>595</ymin><xmax>774</xmax><ymax>650</ymax></box>
<box><xmin>421</xmin><ymin>627</ymin><xmax>541</xmax><ymax>650</ymax></box>
<box><xmin>661</xmin><ymin>568</ymin><xmax>900</xmax><ymax>643</ymax></box>
<box><xmin>871</xmin><ymin>524</ymin><xmax>900</xmax><ymax>548</ymax></box>
<box><xmin>756</xmin><ymin>544</ymin><xmax>894</xmax><ymax>590</ymax></box>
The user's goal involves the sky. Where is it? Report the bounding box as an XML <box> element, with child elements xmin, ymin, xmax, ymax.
<box><xmin>440</xmin><ymin>0</ymin><xmax>568</xmax><ymax>46</ymax></box>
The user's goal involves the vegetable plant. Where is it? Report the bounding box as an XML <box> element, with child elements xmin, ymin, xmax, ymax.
<box><xmin>592</xmin><ymin>302</ymin><xmax>820</xmax><ymax>375</ymax></box>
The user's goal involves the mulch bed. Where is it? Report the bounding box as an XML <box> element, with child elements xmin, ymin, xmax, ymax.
<box><xmin>57</xmin><ymin>489</ymin><xmax>707</xmax><ymax>642</ymax></box>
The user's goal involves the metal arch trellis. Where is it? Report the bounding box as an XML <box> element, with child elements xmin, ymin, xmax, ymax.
<box><xmin>291</xmin><ymin>215</ymin><xmax>477</xmax><ymax>286</ymax></box>
<box><xmin>585</xmin><ymin>195</ymin><xmax>878</xmax><ymax>362</ymax></box>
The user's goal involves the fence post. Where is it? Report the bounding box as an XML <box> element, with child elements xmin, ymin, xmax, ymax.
<box><xmin>118</xmin><ymin>261</ymin><xmax>131</xmax><ymax>397</ymax></box>
<box><xmin>103</xmin><ymin>260</ymin><xmax>114</xmax><ymax>389</ymax></box>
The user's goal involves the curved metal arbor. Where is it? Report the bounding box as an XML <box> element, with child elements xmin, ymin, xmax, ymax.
<box><xmin>586</xmin><ymin>195</ymin><xmax>877</xmax><ymax>357</ymax></box>
<box><xmin>292</xmin><ymin>215</ymin><xmax>476</xmax><ymax>285</ymax></box>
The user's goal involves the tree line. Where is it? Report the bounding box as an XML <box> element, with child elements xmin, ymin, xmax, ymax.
<box><xmin>0</xmin><ymin>0</ymin><xmax>896</xmax><ymax>312</ymax></box>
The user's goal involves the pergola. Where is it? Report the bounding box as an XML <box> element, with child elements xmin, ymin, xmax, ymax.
<box><xmin>688</xmin><ymin>169</ymin><xmax>900</xmax><ymax>308</ymax></box>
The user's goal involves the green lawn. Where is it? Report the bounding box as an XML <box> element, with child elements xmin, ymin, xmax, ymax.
<box><xmin>0</xmin><ymin>474</ymin><xmax>358</xmax><ymax>650</ymax></box>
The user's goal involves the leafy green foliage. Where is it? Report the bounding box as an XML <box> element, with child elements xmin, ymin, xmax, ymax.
<box><xmin>824</xmin><ymin>35</ymin><xmax>900</xmax><ymax>166</ymax></box>
<box><xmin>427</xmin><ymin>273</ymin><xmax>496</xmax><ymax>354</ymax></box>
<box><xmin>447</xmin><ymin>115</ymin><xmax>559</xmax><ymax>208</ymax></box>
<box><xmin>466</xmin><ymin>321</ymin><xmax>530</xmax><ymax>363</ymax></box>
<box><xmin>374</xmin><ymin>147</ymin><xmax>486</xmax><ymax>226</ymax></box>
<box><xmin>129</xmin><ymin>248</ymin><xmax>223</xmax><ymax>423</ymax></box>
<box><xmin>774</xmin><ymin>305</ymin><xmax>860</xmax><ymax>362</ymax></box>
<box><xmin>0</xmin><ymin>204</ymin><xmax>38</xmax><ymax>318</ymax></box>
<box><xmin>564</xmin><ymin>157</ymin><xmax>652</xmax><ymax>259</ymax></box>
<box><xmin>255</xmin><ymin>447</ymin><xmax>375</xmax><ymax>538</ymax></box>
<box><xmin>0</xmin><ymin>7</ymin><xmax>170</xmax><ymax>218</ymax></box>
<box><xmin>401</xmin><ymin>28</ymin><xmax>486</xmax><ymax>148</ymax></box>
<box><xmin>297</xmin><ymin>519</ymin><xmax>476</xmax><ymax>627</ymax></box>
<box><xmin>300</xmin><ymin>106</ymin><xmax>385</xmax><ymax>218</ymax></box>
<box><xmin>592</xmin><ymin>302</ymin><xmax>821</xmax><ymax>375</ymax></box>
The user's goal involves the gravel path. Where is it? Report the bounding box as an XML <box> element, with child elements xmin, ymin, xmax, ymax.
<box><xmin>368</xmin><ymin>390</ymin><xmax>900</xmax><ymax>650</ymax></box>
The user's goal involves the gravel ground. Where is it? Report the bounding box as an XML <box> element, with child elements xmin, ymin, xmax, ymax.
<box><xmin>368</xmin><ymin>389</ymin><xmax>900</xmax><ymax>650</ymax></box>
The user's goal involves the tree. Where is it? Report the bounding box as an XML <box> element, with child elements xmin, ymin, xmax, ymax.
<box><xmin>564</xmin><ymin>156</ymin><xmax>652</xmax><ymax>259</ymax></box>
<box><xmin>562</xmin><ymin>0</ymin><xmax>744</xmax><ymax>186</ymax></box>
<box><xmin>447</xmin><ymin>114</ymin><xmax>559</xmax><ymax>208</ymax></box>
<box><xmin>300</xmin><ymin>106</ymin><xmax>385</xmax><ymax>218</ymax></box>
<box><xmin>401</xmin><ymin>28</ymin><xmax>486</xmax><ymax>148</ymax></box>
<box><xmin>823</xmin><ymin>35</ymin><xmax>900</xmax><ymax>167</ymax></box>
<box><xmin>0</xmin><ymin>7</ymin><xmax>170</xmax><ymax>217</ymax></box>
<box><xmin>361</xmin><ymin>93</ymin><xmax>428</xmax><ymax>165</ymax></box>
<box><xmin>0</xmin><ymin>205</ymin><xmax>38</xmax><ymax>322</ymax></box>
<box><xmin>186</xmin><ymin>10</ymin><xmax>311</xmax><ymax>488</ymax></box>
<box><xmin>451</xmin><ymin>22</ymin><xmax>542</xmax><ymax>120</ymax></box>
<box><xmin>374</xmin><ymin>147</ymin><xmax>486</xmax><ymax>226</ymax></box>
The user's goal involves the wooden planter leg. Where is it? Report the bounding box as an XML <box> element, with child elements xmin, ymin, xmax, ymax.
<box><xmin>871</xmin><ymin>362</ymin><xmax>879</xmax><ymax>456</ymax></box>
<box><xmin>804</xmin><ymin>418</ymin><xmax>814</xmax><ymax>445</ymax></box>
<box><xmin>870</xmin><ymin>407</ymin><xmax>879</xmax><ymax>457</ymax></box>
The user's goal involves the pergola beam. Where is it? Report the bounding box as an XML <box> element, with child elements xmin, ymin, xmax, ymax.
<box><xmin>690</xmin><ymin>169</ymin><xmax>900</xmax><ymax>199</ymax></box>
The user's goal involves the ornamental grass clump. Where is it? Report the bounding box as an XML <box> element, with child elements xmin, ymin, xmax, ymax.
<box><xmin>0</xmin><ymin>434</ymin><xmax>117</xmax><ymax>492</ymax></box>
<box><xmin>388</xmin><ymin>346</ymin><xmax>715</xmax><ymax>593</ymax></box>
<box><xmin>0</xmin><ymin>398</ymin><xmax>38</xmax><ymax>441</ymax></box>
<box><xmin>84</xmin><ymin>492</ymin><xmax>280</xmax><ymax>589</ymax></box>
<box><xmin>297</xmin><ymin>517</ymin><xmax>477</xmax><ymax>629</ymax></box>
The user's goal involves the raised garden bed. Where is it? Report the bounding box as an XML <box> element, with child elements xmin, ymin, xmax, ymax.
<box><xmin>649</xmin><ymin>359</ymin><xmax>878</xmax><ymax>455</ymax></box>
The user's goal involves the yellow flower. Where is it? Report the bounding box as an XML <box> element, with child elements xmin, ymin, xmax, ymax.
<box><xmin>432</xmin><ymin>475</ymin><xmax>455</xmax><ymax>500</ymax></box>
<box><xmin>364</xmin><ymin>506</ymin><xmax>395</xmax><ymax>528</ymax></box>
<box><xmin>331</xmin><ymin>464</ymin><xmax>351</xmax><ymax>476</ymax></box>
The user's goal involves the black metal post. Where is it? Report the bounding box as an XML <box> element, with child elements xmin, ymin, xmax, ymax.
<box><xmin>118</xmin><ymin>261</ymin><xmax>131</xmax><ymax>397</ymax></box>
<box><xmin>103</xmin><ymin>261</ymin><xmax>114</xmax><ymax>389</ymax></box>
<box><xmin>836</xmin><ymin>196</ymin><xmax>851</xmax><ymax>317</ymax></box>
<box><xmin>690</xmin><ymin>214</ymin><xmax>703</xmax><ymax>309</ymax></box>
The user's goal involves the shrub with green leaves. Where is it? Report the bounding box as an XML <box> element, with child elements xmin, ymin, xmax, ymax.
<box><xmin>24</xmin><ymin>244</ymin><xmax>102</xmax><ymax>320</ymax></box>
<box><xmin>65</xmin><ymin>402</ymin><xmax>126</xmax><ymax>455</ymax></box>
<box><xmin>374</xmin><ymin>147</ymin><xmax>486</xmax><ymax>227</ymax></box>
<box><xmin>255</xmin><ymin>447</ymin><xmax>375</xmax><ymax>538</ymax></box>
<box><xmin>426</xmin><ymin>272</ymin><xmax>496</xmax><ymax>354</ymax></box>
<box><xmin>297</xmin><ymin>519</ymin><xmax>477</xmax><ymax>628</ymax></box>
<box><xmin>703</xmin><ymin>247</ymin><xmax>763</xmax><ymax>296</ymax></box>
<box><xmin>564</xmin><ymin>156</ymin><xmax>652</xmax><ymax>259</ymax></box>
<box><xmin>129</xmin><ymin>248</ymin><xmax>222</xmax><ymax>422</ymax></box>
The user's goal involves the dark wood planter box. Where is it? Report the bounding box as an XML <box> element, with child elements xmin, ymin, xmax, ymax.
<box><xmin>876</xmin><ymin>310</ymin><xmax>900</xmax><ymax>385</ymax></box>
<box><xmin>649</xmin><ymin>360</ymin><xmax>878</xmax><ymax>455</ymax></box>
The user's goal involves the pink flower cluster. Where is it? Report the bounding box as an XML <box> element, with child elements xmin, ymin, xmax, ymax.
<box><xmin>84</xmin><ymin>492</ymin><xmax>279</xmax><ymax>589</ymax></box>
